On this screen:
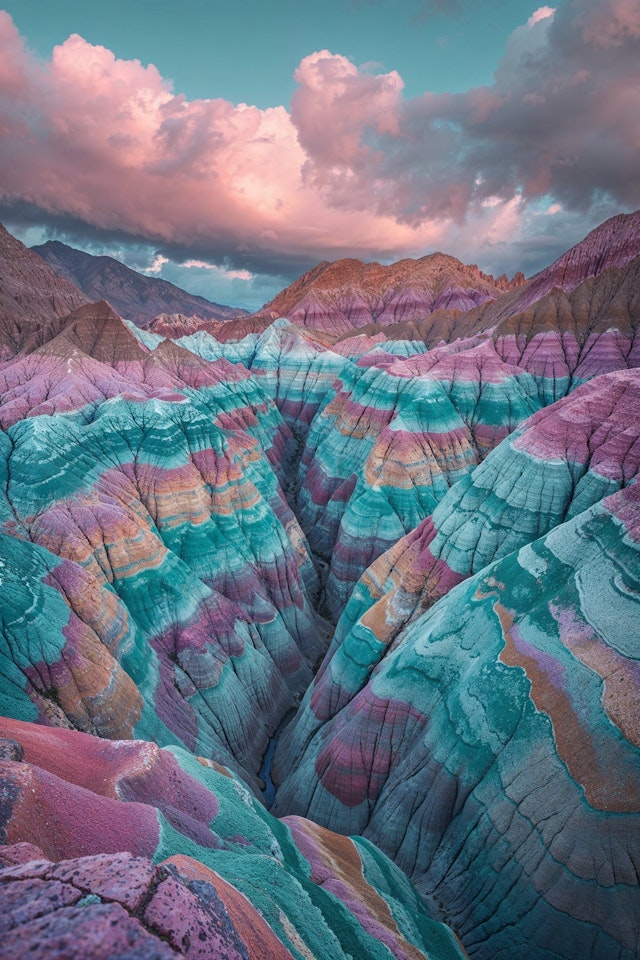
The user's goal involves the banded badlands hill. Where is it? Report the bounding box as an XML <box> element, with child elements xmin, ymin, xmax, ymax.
<box><xmin>0</xmin><ymin>211</ymin><xmax>639</xmax><ymax>960</ymax></box>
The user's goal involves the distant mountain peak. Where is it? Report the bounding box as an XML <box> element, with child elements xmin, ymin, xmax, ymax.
<box><xmin>253</xmin><ymin>251</ymin><xmax>525</xmax><ymax>335</ymax></box>
<box><xmin>32</xmin><ymin>239</ymin><xmax>250</xmax><ymax>327</ymax></box>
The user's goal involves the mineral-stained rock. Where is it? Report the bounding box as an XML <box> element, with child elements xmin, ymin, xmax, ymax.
<box><xmin>274</xmin><ymin>480</ymin><xmax>640</xmax><ymax>959</ymax></box>
<box><xmin>253</xmin><ymin>254</ymin><xmax>523</xmax><ymax>336</ymax></box>
<box><xmin>2</xmin><ymin>213</ymin><xmax>640</xmax><ymax>960</ymax></box>
<box><xmin>177</xmin><ymin>318</ymin><xmax>348</xmax><ymax>439</ymax></box>
<box><xmin>297</xmin><ymin>338</ymin><xmax>542</xmax><ymax>617</ymax></box>
<box><xmin>277</xmin><ymin>368</ymin><xmax>640</xmax><ymax>789</ymax></box>
<box><xmin>0</xmin><ymin>718</ymin><xmax>467</xmax><ymax>960</ymax></box>
<box><xmin>478</xmin><ymin>208</ymin><xmax>640</xmax><ymax>325</ymax></box>
<box><xmin>334</xmin><ymin>211</ymin><xmax>640</xmax><ymax>352</ymax></box>
<box><xmin>0</xmin><ymin>307</ymin><xmax>326</xmax><ymax>786</ymax></box>
<box><xmin>491</xmin><ymin>255</ymin><xmax>640</xmax><ymax>404</ymax></box>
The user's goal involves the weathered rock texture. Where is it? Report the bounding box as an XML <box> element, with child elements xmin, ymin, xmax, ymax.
<box><xmin>0</xmin><ymin>301</ymin><xmax>325</xmax><ymax>789</ymax></box>
<box><xmin>0</xmin><ymin>718</ymin><xmax>466</xmax><ymax>960</ymax></box>
<box><xmin>1</xmin><ymin>212</ymin><xmax>639</xmax><ymax>960</ymax></box>
<box><xmin>275</xmin><ymin>368</ymin><xmax>640</xmax><ymax>764</ymax></box>
<box><xmin>334</xmin><ymin>209</ymin><xmax>640</xmax><ymax>348</ymax></box>
<box><xmin>254</xmin><ymin>254</ymin><xmax>524</xmax><ymax>336</ymax></box>
<box><xmin>274</xmin><ymin>479</ymin><xmax>640</xmax><ymax>959</ymax></box>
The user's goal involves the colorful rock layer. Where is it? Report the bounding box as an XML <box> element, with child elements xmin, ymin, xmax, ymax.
<box><xmin>285</xmin><ymin>367</ymin><xmax>640</xmax><ymax>746</ymax></box>
<box><xmin>169</xmin><ymin>257</ymin><xmax>640</xmax><ymax>627</ymax></box>
<box><xmin>0</xmin><ymin>718</ymin><xmax>467</xmax><ymax>960</ymax></box>
<box><xmin>274</xmin><ymin>476</ymin><xmax>640</xmax><ymax>960</ymax></box>
<box><xmin>0</xmin><ymin>303</ymin><xmax>326</xmax><ymax>789</ymax></box>
<box><xmin>1</xmin><ymin>212</ymin><xmax>640</xmax><ymax>960</ymax></box>
<box><xmin>253</xmin><ymin>253</ymin><xmax>524</xmax><ymax>335</ymax></box>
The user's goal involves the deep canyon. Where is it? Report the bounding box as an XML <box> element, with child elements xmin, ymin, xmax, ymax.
<box><xmin>0</xmin><ymin>211</ymin><xmax>639</xmax><ymax>960</ymax></box>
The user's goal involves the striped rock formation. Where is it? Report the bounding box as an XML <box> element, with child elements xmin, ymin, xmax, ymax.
<box><xmin>1</xmin><ymin>213</ymin><xmax>639</xmax><ymax>960</ymax></box>
<box><xmin>335</xmin><ymin>210</ymin><xmax>640</xmax><ymax>348</ymax></box>
<box><xmin>253</xmin><ymin>254</ymin><xmax>524</xmax><ymax>336</ymax></box>
<box><xmin>297</xmin><ymin>339</ymin><xmax>540</xmax><ymax>617</ymax></box>
<box><xmin>0</xmin><ymin>303</ymin><xmax>325</xmax><ymax>787</ymax></box>
<box><xmin>275</xmin><ymin>367</ymin><xmax>640</xmax><ymax>771</ymax></box>
<box><xmin>273</xmin><ymin>478</ymin><xmax>640</xmax><ymax>959</ymax></box>
<box><xmin>175</xmin><ymin>318</ymin><xmax>347</xmax><ymax>439</ymax></box>
<box><xmin>0</xmin><ymin>718</ymin><xmax>466</xmax><ymax>960</ymax></box>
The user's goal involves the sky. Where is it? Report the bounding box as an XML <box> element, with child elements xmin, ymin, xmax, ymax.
<box><xmin>0</xmin><ymin>0</ymin><xmax>639</xmax><ymax>310</ymax></box>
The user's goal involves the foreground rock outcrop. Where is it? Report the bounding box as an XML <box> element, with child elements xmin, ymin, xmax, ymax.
<box><xmin>0</xmin><ymin>718</ymin><xmax>467</xmax><ymax>960</ymax></box>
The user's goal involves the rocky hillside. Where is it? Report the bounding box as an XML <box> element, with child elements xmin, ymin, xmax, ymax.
<box><xmin>254</xmin><ymin>253</ymin><xmax>525</xmax><ymax>335</ymax></box>
<box><xmin>0</xmin><ymin>224</ymin><xmax>89</xmax><ymax>358</ymax></box>
<box><xmin>33</xmin><ymin>239</ymin><xmax>249</xmax><ymax>326</ymax></box>
<box><xmin>0</xmin><ymin>213</ymin><xmax>639</xmax><ymax>960</ymax></box>
<box><xmin>346</xmin><ymin>209</ymin><xmax>640</xmax><ymax>348</ymax></box>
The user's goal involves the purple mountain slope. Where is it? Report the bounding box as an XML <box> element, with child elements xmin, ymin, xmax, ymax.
<box><xmin>33</xmin><ymin>239</ymin><xmax>249</xmax><ymax>327</ymax></box>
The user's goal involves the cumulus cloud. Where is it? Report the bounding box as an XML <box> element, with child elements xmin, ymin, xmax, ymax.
<box><xmin>0</xmin><ymin>0</ymin><xmax>638</xmax><ymax>286</ymax></box>
<box><xmin>294</xmin><ymin>0</ymin><xmax>640</xmax><ymax>223</ymax></box>
<box><xmin>528</xmin><ymin>6</ymin><xmax>556</xmax><ymax>27</ymax></box>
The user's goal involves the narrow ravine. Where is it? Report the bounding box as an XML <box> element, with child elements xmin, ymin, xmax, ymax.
<box><xmin>259</xmin><ymin>708</ymin><xmax>297</xmax><ymax>809</ymax></box>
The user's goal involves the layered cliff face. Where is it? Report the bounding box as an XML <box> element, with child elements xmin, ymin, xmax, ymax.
<box><xmin>1</xmin><ymin>213</ymin><xmax>640</xmax><ymax>960</ymax></box>
<box><xmin>0</xmin><ymin>301</ymin><xmax>325</xmax><ymax>790</ymax></box>
<box><xmin>274</xmin><ymin>478</ymin><xmax>640</xmax><ymax>960</ymax></box>
<box><xmin>170</xmin><ymin>322</ymin><xmax>542</xmax><ymax>620</ymax></box>
<box><xmin>254</xmin><ymin>254</ymin><xmax>524</xmax><ymax>336</ymax></box>
<box><xmin>0</xmin><ymin>719</ymin><xmax>466</xmax><ymax>960</ymax></box>
<box><xmin>337</xmin><ymin>210</ymin><xmax>640</xmax><ymax>350</ymax></box>
<box><xmin>295</xmin><ymin>342</ymin><xmax>542</xmax><ymax>617</ymax></box>
<box><xmin>491</xmin><ymin>254</ymin><xmax>640</xmax><ymax>403</ymax></box>
<box><xmin>274</xmin><ymin>367</ymin><xmax>640</xmax><ymax>760</ymax></box>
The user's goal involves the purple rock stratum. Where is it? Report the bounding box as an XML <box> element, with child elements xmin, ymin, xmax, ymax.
<box><xmin>0</xmin><ymin>210</ymin><xmax>639</xmax><ymax>960</ymax></box>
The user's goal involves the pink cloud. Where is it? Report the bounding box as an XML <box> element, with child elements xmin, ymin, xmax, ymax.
<box><xmin>528</xmin><ymin>6</ymin><xmax>555</xmax><ymax>27</ymax></box>
<box><xmin>0</xmin><ymin>1</ymin><xmax>638</xmax><ymax>283</ymax></box>
<box><xmin>578</xmin><ymin>0</ymin><xmax>640</xmax><ymax>47</ymax></box>
<box><xmin>0</xmin><ymin>13</ymin><xmax>441</xmax><ymax>266</ymax></box>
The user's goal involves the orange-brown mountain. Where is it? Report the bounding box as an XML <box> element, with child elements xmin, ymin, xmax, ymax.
<box><xmin>253</xmin><ymin>253</ymin><xmax>525</xmax><ymax>336</ymax></box>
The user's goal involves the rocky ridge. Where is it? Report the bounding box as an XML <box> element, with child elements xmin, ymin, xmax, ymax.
<box><xmin>254</xmin><ymin>254</ymin><xmax>525</xmax><ymax>336</ymax></box>
<box><xmin>33</xmin><ymin>240</ymin><xmax>250</xmax><ymax>327</ymax></box>
<box><xmin>1</xmin><ymin>213</ymin><xmax>639</xmax><ymax>960</ymax></box>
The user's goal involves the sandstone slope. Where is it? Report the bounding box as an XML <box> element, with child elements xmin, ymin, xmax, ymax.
<box><xmin>254</xmin><ymin>254</ymin><xmax>524</xmax><ymax>336</ymax></box>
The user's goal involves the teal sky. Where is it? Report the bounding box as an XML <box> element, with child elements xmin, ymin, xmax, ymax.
<box><xmin>4</xmin><ymin>0</ymin><xmax>538</xmax><ymax>108</ymax></box>
<box><xmin>1</xmin><ymin>0</ymin><xmax>636</xmax><ymax>310</ymax></box>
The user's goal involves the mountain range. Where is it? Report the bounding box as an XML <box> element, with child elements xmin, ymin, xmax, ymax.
<box><xmin>0</xmin><ymin>212</ymin><xmax>638</xmax><ymax>960</ymax></box>
<box><xmin>33</xmin><ymin>239</ymin><xmax>250</xmax><ymax>327</ymax></box>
